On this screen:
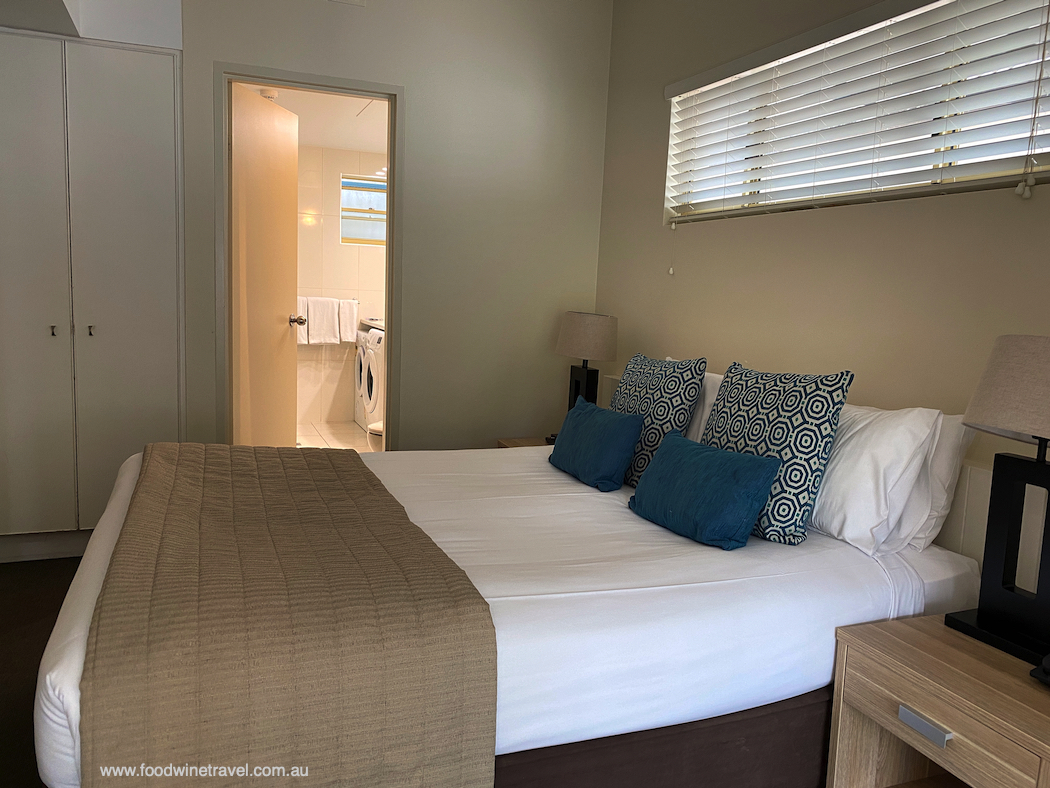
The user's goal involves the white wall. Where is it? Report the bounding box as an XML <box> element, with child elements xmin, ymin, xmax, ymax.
<box><xmin>181</xmin><ymin>0</ymin><xmax>614</xmax><ymax>449</ymax></box>
<box><xmin>73</xmin><ymin>0</ymin><xmax>182</xmax><ymax>49</ymax></box>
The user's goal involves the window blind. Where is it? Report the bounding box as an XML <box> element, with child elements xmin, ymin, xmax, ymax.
<box><xmin>666</xmin><ymin>0</ymin><xmax>1050</xmax><ymax>221</ymax></box>
<box><xmin>340</xmin><ymin>176</ymin><xmax>387</xmax><ymax>245</ymax></box>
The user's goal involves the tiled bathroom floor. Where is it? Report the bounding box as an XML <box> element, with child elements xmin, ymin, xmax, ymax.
<box><xmin>297</xmin><ymin>422</ymin><xmax>383</xmax><ymax>453</ymax></box>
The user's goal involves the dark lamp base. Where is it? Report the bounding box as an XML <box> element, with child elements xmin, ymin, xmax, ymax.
<box><xmin>567</xmin><ymin>364</ymin><xmax>599</xmax><ymax>411</ymax></box>
<box><xmin>944</xmin><ymin>609</ymin><xmax>1049</xmax><ymax>665</ymax></box>
<box><xmin>945</xmin><ymin>451</ymin><xmax>1050</xmax><ymax>667</ymax></box>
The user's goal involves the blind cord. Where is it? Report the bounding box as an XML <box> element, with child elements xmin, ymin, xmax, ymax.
<box><xmin>1016</xmin><ymin>0</ymin><xmax>1050</xmax><ymax>199</ymax></box>
<box><xmin>668</xmin><ymin>221</ymin><xmax>677</xmax><ymax>276</ymax></box>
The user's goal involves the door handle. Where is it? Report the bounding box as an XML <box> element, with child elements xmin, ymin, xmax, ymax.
<box><xmin>51</xmin><ymin>325</ymin><xmax>57</xmax><ymax>337</ymax></box>
<box><xmin>898</xmin><ymin>705</ymin><xmax>953</xmax><ymax>748</ymax></box>
<box><xmin>289</xmin><ymin>314</ymin><xmax>307</xmax><ymax>326</ymax></box>
<box><xmin>87</xmin><ymin>325</ymin><xmax>95</xmax><ymax>336</ymax></box>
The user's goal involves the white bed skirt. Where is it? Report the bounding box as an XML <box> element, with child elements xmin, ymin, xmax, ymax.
<box><xmin>36</xmin><ymin>446</ymin><xmax>980</xmax><ymax>788</ymax></box>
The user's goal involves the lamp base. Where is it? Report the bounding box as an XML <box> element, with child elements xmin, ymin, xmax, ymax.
<box><xmin>953</xmin><ymin>452</ymin><xmax>1050</xmax><ymax>666</ymax></box>
<box><xmin>567</xmin><ymin>365</ymin><xmax>599</xmax><ymax>411</ymax></box>
<box><xmin>945</xmin><ymin>609</ymin><xmax>1050</xmax><ymax>665</ymax></box>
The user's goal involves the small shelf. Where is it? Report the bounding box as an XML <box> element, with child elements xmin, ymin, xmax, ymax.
<box><xmin>890</xmin><ymin>774</ymin><xmax>968</xmax><ymax>788</ymax></box>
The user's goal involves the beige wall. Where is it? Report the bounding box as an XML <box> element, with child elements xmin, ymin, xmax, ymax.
<box><xmin>182</xmin><ymin>0</ymin><xmax>613</xmax><ymax>449</ymax></box>
<box><xmin>596</xmin><ymin>0</ymin><xmax>1050</xmax><ymax>465</ymax></box>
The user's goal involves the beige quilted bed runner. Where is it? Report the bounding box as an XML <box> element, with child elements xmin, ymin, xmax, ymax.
<box><xmin>80</xmin><ymin>443</ymin><xmax>496</xmax><ymax>787</ymax></box>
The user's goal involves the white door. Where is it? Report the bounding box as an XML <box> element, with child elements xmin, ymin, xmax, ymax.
<box><xmin>230</xmin><ymin>83</ymin><xmax>299</xmax><ymax>447</ymax></box>
<box><xmin>0</xmin><ymin>33</ymin><xmax>77</xmax><ymax>534</ymax></box>
<box><xmin>66</xmin><ymin>42</ymin><xmax>180</xmax><ymax>530</ymax></box>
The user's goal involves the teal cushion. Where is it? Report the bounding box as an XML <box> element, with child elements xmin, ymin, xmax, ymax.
<box><xmin>700</xmin><ymin>362</ymin><xmax>854</xmax><ymax>545</ymax></box>
<box><xmin>550</xmin><ymin>397</ymin><xmax>644</xmax><ymax>492</ymax></box>
<box><xmin>629</xmin><ymin>431</ymin><xmax>781</xmax><ymax>550</ymax></box>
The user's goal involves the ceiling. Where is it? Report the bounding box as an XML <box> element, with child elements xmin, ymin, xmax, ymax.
<box><xmin>246</xmin><ymin>85</ymin><xmax>389</xmax><ymax>153</ymax></box>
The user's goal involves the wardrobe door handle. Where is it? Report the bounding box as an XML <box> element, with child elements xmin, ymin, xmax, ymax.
<box><xmin>51</xmin><ymin>325</ymin><xmax>57</xmax><ymax>336</ymax></box>
<box><xmin>87</xmin><ymin>325</ymin><xmax>94</xmax><ymax>336</ymax></box>
<box><xmin>898</xmin><ymin>705</ymin><xmax>953</xmax><ymax>748</ymax></box>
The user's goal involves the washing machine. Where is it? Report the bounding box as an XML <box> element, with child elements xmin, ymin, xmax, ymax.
<box><xmin>353</xmin><ymin>330</ymin><xmax>370</xmax><ymax>431</ymax></box>
<box><xmin>363</xmin><ymin>328</ymin><xmax>385</xmax><ymax>436</ymax></box>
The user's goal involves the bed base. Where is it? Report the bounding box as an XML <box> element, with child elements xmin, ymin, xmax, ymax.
<box><xmin>494</xmin><ymin>685</ymin><xmax>832</xmax><ymax>788</ymax></box>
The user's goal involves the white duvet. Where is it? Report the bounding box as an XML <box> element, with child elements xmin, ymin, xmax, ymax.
<box><xmin>35</xmin><ymin>446</ymin><xmax>980</xmax><ymax>788</ymax></box>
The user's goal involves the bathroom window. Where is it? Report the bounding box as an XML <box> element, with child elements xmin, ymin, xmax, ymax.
<box><xmin>340</xmin><ymin>176</ymin><xmax>387</xmax><ymax>245</ymax></box>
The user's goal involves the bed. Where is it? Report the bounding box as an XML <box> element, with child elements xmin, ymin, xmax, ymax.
<box><xmin>35</xmin><ymin>443</ymin><xmax>979</xmax><ymax>788</ymax></box>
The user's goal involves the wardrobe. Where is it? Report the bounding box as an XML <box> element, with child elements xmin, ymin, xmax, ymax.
<box><xmin>0</xmin><ymin>29</ymin><xmax>181</xmax><ymax>536</ymax></box>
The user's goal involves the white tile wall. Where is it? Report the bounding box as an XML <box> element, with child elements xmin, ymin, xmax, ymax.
<box><xmin>359</xmin><ymin>244</ymin><xmax>386</xmax><ymax>291</ymax></box>
<box><xmin>322</xmin><ymin>343</ymin><xmax>356</xmax><ymax>423</ymax></box>
<box><xmin>298</xmin><ymin>145</ymin><xmax>323</xmax><ymax>216</ymax></box>
<box><xmin>322</xmin><ymin>148</ymin><xmax>360</xmax><ymax>217</ymax></box>
<box><xmin>357</xmin><ymin>290</ymin><xmax>385</xmax><ymax>324</ymax></box>
<box><xmin>297</xmin><ymin>344</ymin><xmax>324</xmax><ymax>425</ymax></box>
<box><xmin>297</xmin><ymin>214</ymin><xmax>323</xmax><ymax>289</ymax></box>
<box><xmin>322</xmin><ymin>215</ymin><xmax>359</xmax><ymax>290</ymax></box>
<box><xmin>297</xmin><ymin>144</ymin><xmax>387</xmax><ymax>426</ymax></box>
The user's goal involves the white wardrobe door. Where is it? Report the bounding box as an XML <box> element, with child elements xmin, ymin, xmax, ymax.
<box><xmin>66</xmin><ymin>42</ymin><xmax>180</xmax><ymax>531</ymax></box>
<box><xmin>0</xmin><ymin>33</ymin><xmax>77</xmax><ymax>535</ymax></box>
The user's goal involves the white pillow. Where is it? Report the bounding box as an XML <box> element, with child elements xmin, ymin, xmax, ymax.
<box><xmin>809</xmin><ymin>404</ymin><xmax>941</xmax><ymax>556</ymax></box>
<box><xmin>905</xmin><ymin>415</ymin><xmax>975</xmax><ymax>550</ymax></box>
<box><xmin>685</xmin><ymin>372</ymin><xmax>723</xmax><ymax>442</ymax></box>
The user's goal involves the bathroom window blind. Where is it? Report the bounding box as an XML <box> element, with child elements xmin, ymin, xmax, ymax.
<box><xmin>340</xmin><ymin>176</ymin><xmax>387</xmax><ymax>245</ymax></box>
<box><xmin>666</xmin><ymin>0</ymin><xmax>1050</xmax><ymax>221</ymax></box>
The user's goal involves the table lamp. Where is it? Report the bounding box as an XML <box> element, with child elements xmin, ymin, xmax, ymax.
<box><xmin>556</xmin><ymin>311</ymin><xmax>617</xmax><ymax>411</ymax></box>
<box><xmin>945</xmin><ymin>335</ymin><xmax>1050</xmax><ymax>665</ymax></box>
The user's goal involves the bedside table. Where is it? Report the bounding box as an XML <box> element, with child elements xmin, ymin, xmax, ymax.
<box><xmin>828</xmin><ymin>615</ymin><xmax>1050</xmax><ymax>788</ymax></box>
<box><xmin>496</xmin><ymin>437</ymin><xmax>550</xmax><ymax>448</ymax></box>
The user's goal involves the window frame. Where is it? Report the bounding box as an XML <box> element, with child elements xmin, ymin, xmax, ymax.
<box><xmin>339</xmin><ymin>174</ymin><xmax>387</xmax><ymax>245</ymax></box>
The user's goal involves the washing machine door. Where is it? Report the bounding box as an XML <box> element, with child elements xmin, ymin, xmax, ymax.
<box><xmin>364</xmin><ymin>347</ymin><xmax>382</xmax><ymax>416</ymax></box>
<box><xmin>354</xmin><ymin>343</ymin><xmax>367</xmax><ymax>396</ymax></box>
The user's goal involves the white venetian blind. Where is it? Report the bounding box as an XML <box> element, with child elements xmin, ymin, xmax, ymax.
<box><xmin>666</xmin><ymin>0</ymin><xmax>1050</xmax><ymax>220</ymax></box>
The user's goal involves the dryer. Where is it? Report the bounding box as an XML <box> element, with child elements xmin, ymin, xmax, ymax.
<box><xmin>363</xmin><ymin>328</ymin><xmax>384</xmax><ymax>436</ymax></box>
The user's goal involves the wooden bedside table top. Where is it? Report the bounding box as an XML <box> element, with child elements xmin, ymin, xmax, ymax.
<box><xmin>496</xmin><ymin>437</ymin><xmax>550</xmax><ymax>449</ymax></box>
<box><xmin>837</xmin><ymin>615</ymin><xmax>1050</xmax><ymax>760</ymax></box>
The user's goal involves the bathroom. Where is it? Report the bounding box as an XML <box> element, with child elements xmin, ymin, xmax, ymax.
<box><xmin>266</xmin><ymin>87</ymin><xmax>389</xmax><ymax>453</ymax></box>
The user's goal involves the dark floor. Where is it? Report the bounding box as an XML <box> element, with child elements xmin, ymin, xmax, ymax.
<box><xmin>0</xmin><ymin>558</ymin><xmax>80</xmax><ymax>787</ymax></box>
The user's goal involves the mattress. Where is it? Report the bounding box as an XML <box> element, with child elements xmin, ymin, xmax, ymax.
<box><xmin>35</xmin><ymin>446</ymin><xmax>980</xmax><ymax>788</ymax></box>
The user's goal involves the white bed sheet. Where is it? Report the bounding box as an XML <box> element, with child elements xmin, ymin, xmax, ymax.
<box><xmin>35</xmin><ymin>446</ymin><xmax>980</xmax><ymax>788</ymax></box>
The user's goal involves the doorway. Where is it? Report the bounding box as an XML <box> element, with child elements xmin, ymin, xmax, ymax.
<box><xmin>227</xmin><ymin>79</ymin><xmax>391</xmax><ymax>453</ymax></box>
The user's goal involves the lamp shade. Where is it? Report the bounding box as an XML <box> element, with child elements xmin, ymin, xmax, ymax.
<box><xmin>963</xmin><ymin>334</ymin><xmax>1050</xmax><ymax>444</ymax></box>
<box><xmin>556</xmin><ymin>311</ymin><xmax>617</xmax><ymax>362</ymax></box>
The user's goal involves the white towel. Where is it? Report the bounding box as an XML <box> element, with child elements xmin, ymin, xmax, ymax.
<box><xmin>306</xmin><ymin>297</ymin><xmax>340</xmax><ymax>344</ymax></box>
<box><xmin>296</xmin><ymin>296</ymin><xmax>309</xmax><ymax>345</ymax></box>
<box><xmin>338</xmin><ymin>299</ymin><xmax>359</xmax><ymax>343</ymax></box>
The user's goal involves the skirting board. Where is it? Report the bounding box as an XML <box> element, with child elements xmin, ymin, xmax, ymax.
<box><xmin>0</xmin><ymin>530</ymin><xmax>92</xmax><ymax>564</ymax></box>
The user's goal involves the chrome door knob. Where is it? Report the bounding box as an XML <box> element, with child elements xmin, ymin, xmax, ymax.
<box><xmin>289</xmin><ymin>314</ymin><xmax>307</xmax><ymax>326</ymax></box>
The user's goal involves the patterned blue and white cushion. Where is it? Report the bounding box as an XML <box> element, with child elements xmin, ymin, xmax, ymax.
<box><xmin>700</xmin><ymin>362</ymin><xmax>854</xmax><ymax>545</ymax></box>
<box><xmin>610</xmin><ymin>354</ymin><xmax>706</xmax><ymax>487</ymax></box>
